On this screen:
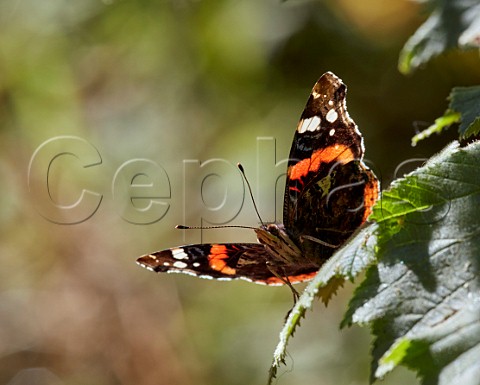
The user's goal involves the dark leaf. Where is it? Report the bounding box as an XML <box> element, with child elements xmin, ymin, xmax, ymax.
<box><xmin>399</xmin><ymin>0</ymin><xmax>480</xmax><ymax>74</ymax></box>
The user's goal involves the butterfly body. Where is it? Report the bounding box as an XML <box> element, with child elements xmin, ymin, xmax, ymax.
<box><xmin>137</xmin><ymin>72</ymin><xmax>379</xmax><ymax>285</ymax></box>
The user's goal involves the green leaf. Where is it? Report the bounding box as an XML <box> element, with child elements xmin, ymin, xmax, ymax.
<box><xmin>268</xmin><ymin>224</ymin><xmax>378</xmax><ymax>384</ymax></box>
<box><xmin>399</xmin><ymin>0</ymin><xmax>480</xmax><ymax>74</ymax></box>
<box><xmin>343</xmin><ymin>141</ymin><xmax>480</xmax><ymax>385</ymax></box>
<box><xmin>412</xmin><ymin>86</ymin><xmax>480</xmax><ymax>145</ymax></box>
<box><xmin>411</xmin><ymin>110</ymin><xmax>461</xmax><ymax>146</ymax></box>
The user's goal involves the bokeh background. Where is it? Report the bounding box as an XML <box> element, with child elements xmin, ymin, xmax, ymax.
<box><xmin>1</xmin><ymin>0</ymin><xmax>479</xmax><ymax>384</ymax></box>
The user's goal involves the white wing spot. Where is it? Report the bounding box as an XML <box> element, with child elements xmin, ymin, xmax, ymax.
<box><xmin>328</xmin><ymin>100</ymin><xmax>334</xmax><ymax>106</ymax></box>
<box><xmin>172</xmin><ymin>248</ymin><xmax>188</xmax><ymax>260</ymax></box>
<box><xmin>329</xmin><ymin>128</ymin><xmax>335</xmax><ymax>136</ymax></box>
<box><xmin>326</xmin><ymin>109</ymin><xmax>338</xmax><ymax>123</ymax></box>
<box><xmin>297</xmin><ymin>116</ymin><xmax>321</xmax><ymax>133</ymax></box>
<box><xmin>193</xmin><ymin>262</ymin><xmax>200</xmax><ymax>267</ymax></box>
<box><xmin>173</xmin><ymin>261</ymin><xmax>188</xmax><ymax>269</ymax></box>
<box><xmin>163</xmin><ymin>262</ymin><xmax>171</xmax><ymax>266</ymax></box>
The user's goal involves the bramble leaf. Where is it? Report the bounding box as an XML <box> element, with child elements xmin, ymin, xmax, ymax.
<box><xmin>411</xmin><ymin>110</ymin><xmax>461</xmax><ymax>146</ymax></box>
<box><xmin>412</xmin><ymin>85</ymin><xmax>480</xmax><ymax>145</ymax></box>
<box><xmin>343</xmin><ymin>141</ymin><xmax>480</xmax><ymax>385</ymax></box>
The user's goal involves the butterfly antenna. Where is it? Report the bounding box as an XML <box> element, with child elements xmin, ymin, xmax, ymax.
<box><xmin>176</xmin><ymin>163</ymin><xmax>264</xmax><ymax>230</ymax></box>
<box><xmin>237</xmin><ymin>163</ymin><xmax>265</xmax><ymax>226</ymax></box>
<box><xmin>176</xmin><ymin>224</ymin><xmax>256</xmax><ymax>230</ymax></box>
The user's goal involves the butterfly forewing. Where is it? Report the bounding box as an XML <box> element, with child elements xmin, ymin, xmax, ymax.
<box><xmin>283</xmin><ymin>72</ymin><xmax>378</xmax><ymax>258</ymax></box>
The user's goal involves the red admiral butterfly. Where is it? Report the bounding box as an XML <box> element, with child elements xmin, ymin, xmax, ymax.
<box><xmin>137</xmin><ymin>72</ymin><xmax>379</xmax><ymax>287</ymax></box>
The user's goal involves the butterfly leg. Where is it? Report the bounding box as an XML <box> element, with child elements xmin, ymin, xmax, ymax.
<box><xmin>266</xmin><ymin>262</ymin><xmax>300</xmax><ymax>303</ymax></box>
<box><xmin>285</xmin><ymin>278</ymin><xmax>300</xmax><ymax>304</ymax></box>
<box><xmin>283</xmin><ymin>276</ymin><xmax>300</xmax><ymax>322</ymax></box>
<box><xmin>299</xmin><ymin>234</ymin><xmax>339</xmax><ymax>249</ymax></box>
<box><xmin>285</xmin><ymin>275</ymin><xmax>300</xmax><ymax>303</ymax></box>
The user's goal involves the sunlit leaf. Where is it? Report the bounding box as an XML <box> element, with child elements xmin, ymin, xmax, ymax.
<box><xmin>411</xmin><ymin>110</ymin><xmax>461</xmax><ymax>146</ymax></box>
<box><xmin>343</xmin><ymin>141</ymin><xmax>480</xmax><ymax>385</ymax></box>
<box><xmin>412</xmin><ymin>85</ymin><xmax>480</xmax><ymax>145</ymax></box>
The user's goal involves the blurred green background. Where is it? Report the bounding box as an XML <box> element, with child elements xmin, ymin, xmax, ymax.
<box><xmin>1</xmin><ymin>0</ymin><xmax>479</xmax><ymax>384</ymax></box>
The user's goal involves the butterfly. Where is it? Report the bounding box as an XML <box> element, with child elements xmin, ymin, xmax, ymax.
<box><xmin>137</xmin><ymin>72</ymin><xmax>379</xmax><ymax>289</ymax></box>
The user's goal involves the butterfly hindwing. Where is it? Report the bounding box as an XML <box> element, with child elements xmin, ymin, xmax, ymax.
<box><xmin>137</xmin><ymin>243</ymin><xmax>318</xmax><ymax>285</ymax></box>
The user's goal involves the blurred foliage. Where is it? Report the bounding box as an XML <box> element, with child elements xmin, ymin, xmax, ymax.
<box><xmin>399</xmin><ymin>0</ymin><xmax>480</xmax><ymax>74</ymax></box>
<box><xmin>0</xmin><ymin>0</ymin><xmax>479</xmax><ymax>384</ymax></box>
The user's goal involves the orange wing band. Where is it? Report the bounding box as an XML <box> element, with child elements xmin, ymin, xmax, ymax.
<box><xmin>288</xmin><ymin>144</ymin><xmax>354</xmax><ymax>181</ymax></box>
<box><xmin>208</xmin><ymin>245</ymin><xmax>237</xmax><ymax>275</ymax></box>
